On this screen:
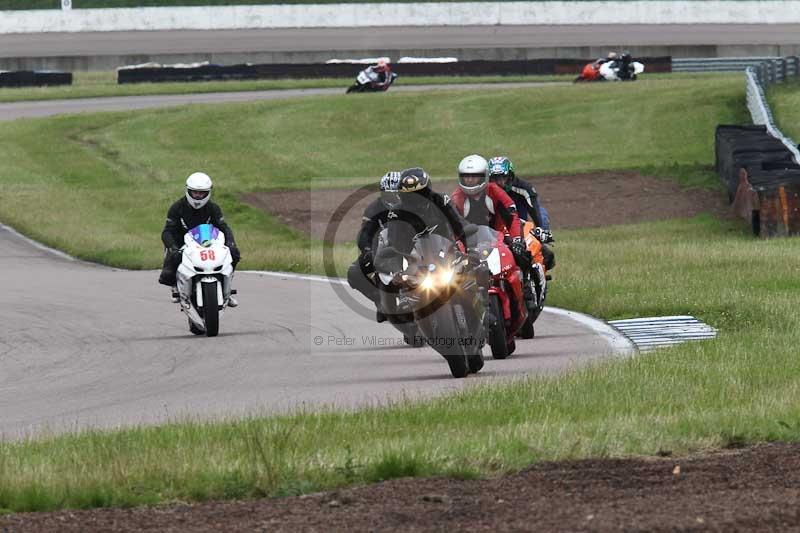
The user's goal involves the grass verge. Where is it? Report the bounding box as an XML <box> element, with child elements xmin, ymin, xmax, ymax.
<box><xmin>3</xmin><ymin>214</ymin><xmax>800</xmax><ymax>513</ymax></box>
<box><xmin>0</xmin><ymin>74</ymin><xmax>745</xmax><ymax>270</ymax></box>
<box><xmin>768</xmin><ymin>78</ymin><xmax>800</xmax><ymax>142</ymax></box>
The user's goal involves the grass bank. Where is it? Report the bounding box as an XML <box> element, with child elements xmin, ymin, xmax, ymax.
<box><xmin>4</xmin><ymin>213</ymin><xmax>800</xmax><ymax>514</ymax></box>
<box><xmin>0</xmin><ymin>75</ymin><xmax>745</xmax><ymax>270</ymax></box>
<box><xmin>769</xmin><ymin>78</ymin><xmax>800</xmax><ymax>141</ymax></box>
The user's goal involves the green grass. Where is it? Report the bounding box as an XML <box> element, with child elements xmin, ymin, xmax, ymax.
<box><xmin>768</xmin><ymin>78</ymin><xmax>800</xmax><ymax>142</ymax></box>
<box><xmin>0</xmin><ymin>74</ymin><xmax>746</xmax><ymax>271</ymax></box>
<box><xmin>4</xmin><ymin>214</ymin><xmax>800</xmax><ymax>513</ymax></box>
<box><xmin>0</xmin><ymin>72</ymin><xmax>570</xmax><ymax>103</ymax></box>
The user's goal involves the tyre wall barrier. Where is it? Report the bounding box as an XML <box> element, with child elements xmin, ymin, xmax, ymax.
<box><xmin>715</xmin><ymin>56</ymin><xmax>800</xmax><ymax>238</ymax></box>
<box><xmin>117</xmin><ymin>56</ymin><xmax>673</xmax><ymax>84</ymax></box>
<box><xmin>0</xmin><ymin>70</ymin><xmax>71</xmax><ymax>87</ymax></box>
<box><xmin>716</xmin><ymin>124</ymin><xmax>800</xmax><ymax>237</ymax></box>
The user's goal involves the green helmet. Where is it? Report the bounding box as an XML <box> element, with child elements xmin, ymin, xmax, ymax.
<box><xmin>488</xmin><ymin>156</ymin><xmax>515</xmax><ymax>191</ymax></box>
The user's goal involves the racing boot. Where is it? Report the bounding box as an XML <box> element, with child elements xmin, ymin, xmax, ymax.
<box><xmin>228</xmin><ymin>272</ymin><xmax>239</xmax><ymax>307</ymax></box>
<box><xmin>530</xmin><ymin>263</ymin><xmax>547</xmax><ymax>316</ymax></box>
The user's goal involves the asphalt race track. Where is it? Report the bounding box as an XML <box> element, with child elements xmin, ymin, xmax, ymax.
<box><xmin>0</xmin><ymin>87</ymin><xmax>630</xmax><ymax>440</ymax></box>
<box><xmin>1</xmin><ymin>25</ymin><xmax>799</xmax><ymax>57</ymax></box>
<box><xmin>0</xmin><ymin>82</ymin><xmax>566</xmax><ymax>122</ymax></box>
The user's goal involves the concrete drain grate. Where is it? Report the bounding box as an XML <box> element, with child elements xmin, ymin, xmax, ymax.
<box><xmin>608</xmin><ymin>315</ymin><xmax>717</xmax><ymax>352</ymax></box>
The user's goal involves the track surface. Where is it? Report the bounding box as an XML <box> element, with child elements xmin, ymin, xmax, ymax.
<box><xmin>0</xmin><ymin>82</ymin><xmax>564</xmax><ymax>121</ymax></box>
<box><xmin>0</xmin><ymin>225</ymin><xmax>622</xmax><ymax>439</ymax></box>
<box><xmin>1</xmin><ymin>25</ymin><xmax>799</xmax><ymax>57</ymax></box>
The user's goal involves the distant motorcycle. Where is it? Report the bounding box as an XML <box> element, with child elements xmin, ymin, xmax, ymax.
<box><xmin>574</xmin><ymin>60</ymin><xmax>645</xmax><ymax>82</ymax></box>
<box><xmin>346</xmin><ymin>66</ymin><xmax>398</xmax><ymax>94</ymax></box>
<box><xmin>175</xmin><ymin>224</ymin><xmax>235</xmax><ymax>337</ymax></box>
<box><xmin>600</xmin><ymin>60</ymin><xmax>645</xmax><ymax>81</ymax></box>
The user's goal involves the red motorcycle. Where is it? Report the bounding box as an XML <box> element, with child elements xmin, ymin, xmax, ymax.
<box><xmin>469</xmin><ymin>225</ymin><xmax>528</xmax><ymax>358</ymax></box>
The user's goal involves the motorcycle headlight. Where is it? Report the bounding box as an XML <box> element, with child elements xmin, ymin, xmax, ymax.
<box><xmin>440</xmin><ymin>268</ymin><xmax>454</xmax><ymax>284</ymax></box>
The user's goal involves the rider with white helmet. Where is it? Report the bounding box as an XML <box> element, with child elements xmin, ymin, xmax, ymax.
<box><xmin>159</xmin><ymin>172</ymin><xmax>241</xmax><ymax>306</ymax></box>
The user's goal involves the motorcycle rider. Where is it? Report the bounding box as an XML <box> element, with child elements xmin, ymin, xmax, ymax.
<box><xmin>347</xmin><ymin>171</ymin><xmax>402</xmax><ymax>322</ymax></box>
<box><xmin>487</xmin><ymin>156</ymin><xmax>555</xmax><ymax>271</ymax></box>
<box><xmin>617</xmin><ymin>50</ymin><xmax>637</xmax><ymax>80</ymax></box>
<box><xmin>451</xmin><ymin>154</ymin><xmax>538</xmax><ymax>312</ymax></box>
<box><xmin>381</xmin><ymin>166</ymin><xmax>469</xmax><ymax>259</ymax></box>
<box><xmin>363</xmin><ymin>58</ymin><xmax>393</xmax><ymax>91</ymax></box>
<box><xmin>158</xmin><ymin>171</ymin><xmax>241</xmax><ymax>306</ymax></box>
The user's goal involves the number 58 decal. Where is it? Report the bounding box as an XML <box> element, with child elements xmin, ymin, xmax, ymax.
<box><xmin>199</xmin><ymin>250</ymin><xmax>216</xmax><ymax>261</ymax></box>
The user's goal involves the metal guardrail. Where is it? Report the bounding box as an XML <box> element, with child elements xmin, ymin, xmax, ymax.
<box><xmin>678</xmin><ymin>57</ymin><xmax>800</xmax><ymax>165</ymax></box>
<box><xmin>672</xmin><ymin>57</ymin><xmax>785</xmax><ymax>72</ymax></box>
<box><xmin>743</xmin><ymin>57</ymin><xmax>800</xmax><ymax>165</ymax></box>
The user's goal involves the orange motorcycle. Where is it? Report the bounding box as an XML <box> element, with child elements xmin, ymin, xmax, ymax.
<box><xmin>519</xmin><ymin>221</ymin><xmax>550</xmax><ymax>338</ymax></box>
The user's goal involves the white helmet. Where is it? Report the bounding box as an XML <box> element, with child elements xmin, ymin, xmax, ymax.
<box><xmin>185</xmin><ymin>172</ymin><xmax>213</xmax><ymax>210</ymax></box>
<box><xmin>457</xmin><ymin>154</ymin><xmax>489</xmax><ymax>195</ymax></box>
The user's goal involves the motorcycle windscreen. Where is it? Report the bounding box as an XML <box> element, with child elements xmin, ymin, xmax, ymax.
<box><xmin>189</xmin><ymin>224</ymin><xmax>219</xmax><ymax>247</ymax></box>
<box><xmin>466</xmin><ymin>225</ymin><xmax>501</xmax><ymax>250</ymax></box>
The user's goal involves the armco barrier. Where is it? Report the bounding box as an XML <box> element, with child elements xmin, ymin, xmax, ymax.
<box><xmin>117</xmin><ymin>56</ymin><xmax>672</xmax><ymax>84</ymax></box>
<box><xmin>0</xmin><ymin>70</ymin><xmax>71</xmax><ymax>87</ymax></box>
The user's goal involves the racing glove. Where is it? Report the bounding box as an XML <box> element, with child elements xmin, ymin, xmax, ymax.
<box><xmin>358</xmin><ymin>247</ymin><xmax>374</xmax><ymax>270</ymax></box>
<box><xmin>510</xmin><ymin>237</ymin><xmax>527</xmax><ymax>258</ymax></box>
<box><xmin>533</xmin><ymin>227</ymin><xmax>554</xmax><ymax>244</ymax></box>
<box><xmin>229</xmin><ymin>244</ymin><xmax>241</xmax><ymax>265</ymax></box>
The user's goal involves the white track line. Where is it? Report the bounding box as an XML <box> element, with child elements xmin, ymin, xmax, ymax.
<box><xmin>243</xmin><ymin>269</ymin><xmax>636</xmax><ymax>355</ymax></box>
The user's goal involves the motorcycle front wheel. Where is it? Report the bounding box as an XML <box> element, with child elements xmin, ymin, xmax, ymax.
<box><xmin>201</xmin><ymin>282</ymin><xmax>220</xmax><ymax>337</ymax></box>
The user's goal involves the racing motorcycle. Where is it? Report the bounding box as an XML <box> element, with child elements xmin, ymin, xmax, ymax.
<box><xmin>517</xmin><ymin>221</ymin><xmax>551</xmax><ymax>339</ymax></box>
<box><xmin>375</xmin><ymin>228</ymin><xmax>486</xmax><ymax>378</ymax></box>
<box><xmin>467</xmin><ymin>225</ymin><xmax>527</xmax><ymax>358</ymax></box>
<box><xmin>574</xmin><ymin>60</ymin><xmax>645</xmax><ymax>82</ymax></box>
<box><xmin>599</xmin><ymin>60</ymin><xmax>645</xmax><ymax>81</ymax></box>
<box><xmin>345</xmin><ymin>67</ymin><xmax>398</xmax><ymax>94</ymax></box>
<box><xmin>175</xmin><ymin>224</ymin><xmax>235</xmax><ymax>337</ymax></box>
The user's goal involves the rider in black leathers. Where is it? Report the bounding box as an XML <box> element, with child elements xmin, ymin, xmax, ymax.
<box><xmin>158</xmin><ymin>172</ymin><xmax>241</xmax><ymax>304</ymax></box>
<box><xmin>347</xmin><ymin>171</ymin><xmax>402</xmax><ymax>314</ymax></box>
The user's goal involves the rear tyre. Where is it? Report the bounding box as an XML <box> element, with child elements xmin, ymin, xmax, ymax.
<box><xmin>202</xmin><ymin>282</ymin><xmax>220</xmax><ymax>337</ymax></box>
<box><xmin>488</xmin><ymin>294</ymin><xmax>509</xmax><ymax>359</ymax></box>
<box><xmin>519</xmin><ymin>317</ymin><xmax>535</xmax><ymax>339</ymax></box>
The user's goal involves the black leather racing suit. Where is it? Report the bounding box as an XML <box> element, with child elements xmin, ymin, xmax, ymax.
<box><xmin>158</xmin><ymin>197</ymin><xmax>240</xmax><ymax>286</ymax></box>
<box><xmin>347</xmin><ymin>198</ymin><xmax>394</xmax><ymax>303</ymax></box>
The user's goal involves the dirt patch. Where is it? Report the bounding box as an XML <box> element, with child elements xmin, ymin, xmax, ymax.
<box><xmin>4</xmin><ymin>442</ymin><xmax>800</xmax><ymax>531</ymax></box>
<box><xmin>242</xmin><ymin>172</ymin><xmax>731</xmax><ymax>244</ymax></box>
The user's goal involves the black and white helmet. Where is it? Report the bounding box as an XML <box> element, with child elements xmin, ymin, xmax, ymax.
<box><xmin>379</xmin><ymin>171</ymin><xmax>402</xmax><ymax>209</ymax></box>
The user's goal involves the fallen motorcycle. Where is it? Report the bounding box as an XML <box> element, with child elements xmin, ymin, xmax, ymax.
<box><xmin>175</xmin><ymin>223</ymin><xmax>235</xmax><ymax>337</ymax></box>
<box><xmin>574</xmin><ymin>60</ymin><xmax>645</xmax><ymax>82</ymax></box>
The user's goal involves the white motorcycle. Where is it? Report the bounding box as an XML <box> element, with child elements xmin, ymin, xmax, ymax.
<box><xmin>599</xmin><ymin>60</ymin><xmax>645</xmax><ymax>81</ymax></box>
<box><xmin>345</xmin><ymin>67</ymin><xmax>398</xmax><ymax>93</ymax></box>
<box><xmin>176</xmin><ymin>224</ymin><xmax>234</xmax><ymax>337</ymax></box>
